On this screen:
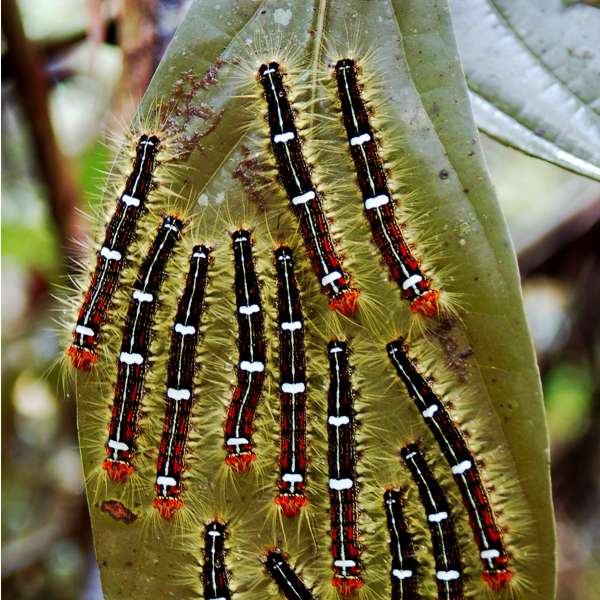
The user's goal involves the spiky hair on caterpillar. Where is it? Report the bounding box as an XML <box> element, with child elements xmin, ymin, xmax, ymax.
<box><xmin>103</xmin><ymin>214</ymin><xmax>185</xmax><ymax>482</ymax></box>
<box><xmin>273</xmin><ymin>246</ymin><xmax>310</xmax><ymax>517</ymax></box>
<box><xmin>67</xmin><ymin>20</ymin><xmax>546</xmax><ymax>599</ymax></box>
<box><xmin>230</xmin><ymin>36</ymin><xmax>364</xmax><ymax>321</ymax></box>
<box><xmin>64</xmin><ymin>105</ymin><xmax>193</xmax><ymax>373</ymax></box>
<box><xmin>223</xmin><ymin>228</ymin><xmax>267</xmax><ymax>473</ymax></box>
<box><xmin>401</xmin><ymin>443</ymin><xmax>464</xmax><ymax>600</ymax></box>
<box><xmin>387</xmin><ymin>338</ymin><xmax>512</xmax><ymax>588</ymax></box>
<box><xmin>73</xmin><ymin>204</ymin><xmax>195</xmax><ymax>525</ymax></box>
<box><xmin>152</xmin><ymin>244</ymin><xmax>212</xmax><ymax>519</ymax></box>
<box><xmin>317</xmin><ymin>35</ymin><xmax>465</xmax><ymax>330</ymax></box>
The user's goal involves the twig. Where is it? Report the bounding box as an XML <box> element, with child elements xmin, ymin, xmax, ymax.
<box><xmin>1</xmin><ymin>0</ymin><xmax>83</xmax><ymax>261</ymax></box>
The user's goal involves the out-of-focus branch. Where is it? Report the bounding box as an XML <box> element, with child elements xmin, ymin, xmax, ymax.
<box><xmin>111</xmin><ymin>0</ymin><xmax>189</xmax><ymax>123</ymax></box>
<box><xmin>2</xmin><ymin>0</ymin><xmax>83</xmax><ymax>260</ymax></box>
<box><xmin>111</xmin><ymin>0</ymin><xmax>160</xmax><ymax>121</ymax></box>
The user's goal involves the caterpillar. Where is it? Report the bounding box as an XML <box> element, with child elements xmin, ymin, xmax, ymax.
<box><xmin>334</xmin><ymin>59</ymin><xmax>438</xmax><ymax>318</ymax></box>
<box><xmin>68</xmin><ymin>134</ymin><xmax>160</xmax><ymax>369</ymax></box>
<box><xmin>258</xmin><ymin>61</ymin><xmax>359</xmax><ymax>318</ymax></box>
<box><xmin>264</xmin><ymin>548</ymin><xmax>315</xmax><ymax>600</ymax></box>
<box><xmin>223</xmin><ymin>229</ymin><xmax>266</xmax><ymax>473</ymax></box>
<box><xmin>274</xmin><ymin>246</ymin><xmax>309</xmax><ymax>517</ymax></box>
<box><xmin>387</xmin><ymin>338</ymin><xmax>511</xmax><ymax>588</ymax></box>
<box><xmin>202</xmin><ymin>521</ymin><xmax>232</xmax><ymax>600</ymax></box>
<box><xmin>103</xmin><ymin>214</ymin><xmax>183</xmax><ymax>481</ymax></box>
<box><xmin>153</xmin><ymin>244</ymin><xmax>211</xmax><ymax>519</ymax></box>
<box><xmin>326</xmin><ymin>340</ymin><xmax>363</xmax><ymax>595</ymax></box>
<box><xmin>401</xmin><ymin>444</ymin><xmax>463</xmax><ymax>600</ymax></box>
<box><xmin>383</xmin><ymin>488</ymin><xmax>419</xmax><ymax>599</ymax></box>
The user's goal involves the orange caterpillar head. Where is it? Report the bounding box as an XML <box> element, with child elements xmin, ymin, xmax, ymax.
<box><xmin>410</xmin><ymin>289</ymin><xmax>439</xmax><ymax>318</ymax></box>
<box><xmin>68</xmin><ymin>346</ymin><xmax>97</xmax><ymax>370</ymax></box>
<box><xmin>329</xmin><ymin>289</ymin><xmax>360</xmax><ymax>318</ymax></box>
<box><xmin>332</xmin><ymin>576</ymin><xmax>364</xmax><ymax>596</ymax></box>
<box><xmin>482</xmin><ymin>567</ymin><xmax>514</xmax><ymax>590</ymax></box>
<box><xmin>225</xmin><ymin>451</ymin><xmax>256</xmax><ymax>474</ymax></box>
<box><xmin>275</xmin><ymin>494</ymin><xmax>309</xmax><ymax>518</ymax></box>
<box><xmin>103</xmin><ymin>459</ymin><xmax>134</xmax><ymax>482</ymax></box>
<box><xmin>152</xmin><ymin>496</ymin><xmax>184</xmax><ymax>520</ymax></box>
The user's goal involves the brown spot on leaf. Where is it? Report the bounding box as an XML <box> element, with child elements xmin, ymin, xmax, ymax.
<box><xmin>431</xmin><ymin>317</ymin><xmax>473</xmax><ymax>383</ymax></box>
<box><xmin>233</xmin><ymin>145</ymin><xmax>268</xmax><ymax>208</ymax></box>
<box><xmin>161</xmin><ymin>61</ymin><xmax>227</xmax><ymax>159</ymax></box>
<box><xmin>101</xmin><ymin>500</ymin><xmax>137</xmax><ymax>523</ymax></box>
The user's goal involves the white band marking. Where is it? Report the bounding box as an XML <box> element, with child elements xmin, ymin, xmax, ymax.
<box><xmin>174</xmin><ymin>323</ymin><xmax>196</xmax><ymax>336</ymax></box>
<box><xmin>364</xmin><ymin>194</ymin><xmax>389</xmax><ymax>210</ymax></box>
<box><xmin>428</xmin><ymin>511</ymin><xmax>448</xmax><ymax>523</ymax></box>
<box><xmin>402</xmin><ymin>274</ymin><xmax>423</xmax><ymax>290</ymax></box>
<box><xmin>481</xmin><ymin>549</ymin><xmax>501</xmax><ymax>560</ymax></box>
<box><xmin>281</xmin><ymin>320</ymin><xmax>302</xmax><ymax>331</ymax></box>
<box><xmin>227</xmin><ymin>437</ymin><xmax>249</xmax><ymax>445</ymax></box>
<box><xmin>120</xmin><ymin>194</ymin><xmax>140</xmax><ymax>207</ymax></box>
<box><xmin>239</xmin><ymin>304</ymin><xmax>259</xmax><ymax>315</ymax></box>
<box><xmin>282</xmin><ymin>473</ymin><xmax>303</xmax><ymax>483</ymax></box>
<box><xmin>452</xmin><ymin>460</ymin><xmax>472</xmax><ymax>475</ymax></box>
<box><xmin>328</xmin><ymin>415</ymin><xmax>350</xmax><ymax>427</ymax></box>
<box><xmin>133</xmin><ymin>290</ymin><xmax>153</xmax><ymax>303</ymax></box>
<box><xmin>422</xmin><ymin>405</ymin><xmax>438</xmax><ymax>418</ymax></box>
<box><xmin>100</xmin><ymin>247</ymin><xmax>122</xmax><ymax>261</ymax></box>
<box><xmin>334</xmin><ymin>559</ymin><xmax>356</xmax><ymax>568</ymax></box>
<box><xmin>350</xmin><ymin>133</ymin><xmax>371</xmax><ymax>146</ymax></box>
<box><xmin>291</xmin><ymin>190</ymin><xmax>315</xmax><ymax>206</ymax></box>
<box><xmin>240</xmin><ymin>360</ymin><xmax>264</xmax><ymax>373</ymax></box>
<box><xmin>392</xmin><ymin>569</ymin><xmax>413</xmax><ymax>580</ymax></box>
<box><xmin>167</xmin><ymin>388</ymin><xmax>191</xmax><ymax>401</ymax></box>
<box><xmin>75</xmin><ymin>325</ymin><xmax>95</xmax><ymax>337</ymax></box>
<box><xmin>119</xmin><ymin>352</ymin><xmax>143</xmax><ymax>365</ymax></box>
<box><xmin>156</xmin><ymin>476</ymin><xmax>177</xmax><ymax>487</ymax></box>
<box><xmin>321</xmin><ymin>271</ymin><xmax>342</xmax><ymax>287</ymax></box>
<box><xmin>436</xmin><ymin>570</ymin><xmax>460</xmax><ymax>581</ymax></box>
<box><xmin>274</xmin><ymin>131</ymin><xmax>295</xmax><ymax>144</ymax></box>
<box><xmin>108</xmin><ymin>439</ymin><xmax>128</xmax><ymax>451</ymax></box>
<box><xmin>329</xmin><ymin>478</ymin><xmax>353</xmax><ymax>490</ymax></box>
<box><xmin>281</xmin><ymin>382</ymin><xmax>305</xmax><ymax>394</ymax></box>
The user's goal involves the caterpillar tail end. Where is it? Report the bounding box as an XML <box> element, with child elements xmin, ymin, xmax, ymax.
<box><xmin>68</xmin><ymin>346</ymin><xmax>97</xmax><ymax>369</ymax></box>
<box><xmin>275</xmin><ymin>493</ymin><xmax>309</xmax><ymax>517</ymax></box>
<box><xmin>152</xmin><ymin>496</ymin><xmax>183</xmax><ymax>520</ymax></box>
<box><xmin>410</xmin><ymin>289</ymin><xmax>439</xmax><ymax>318</ymax></box>
<box><xmin>332</xmin><ymin>576</ymin><xmax>364</xmax><ymax>596</ymax></box>
<box><xmin>225</xmin><ymin>451</ymin><xmax>256</xmax><ymax>474</ymax></box>
<box><xmin>102</xmin><ymin>459</ymin><xmax>134</xmax><ymax>482</ymax></box>
<box><xmin>482</xmin><ymin>569</ymin><xmax>513</xmax><ymax>590</ymax></box>
<box><xmin>329</xmin><ymin>289</ymin><xmax>360</xmax><ymax>318</ymax></box>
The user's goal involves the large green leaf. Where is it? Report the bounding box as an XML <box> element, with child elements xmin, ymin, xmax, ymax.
<box><xmin>75</xmin><ymin>1</ymin><xmax>556</xmax><ymax>598</ymax></box>
<box><xmin>451</xmin><ymin>0</ymin><xmax>600</xmax><ymax>180</ymax></box>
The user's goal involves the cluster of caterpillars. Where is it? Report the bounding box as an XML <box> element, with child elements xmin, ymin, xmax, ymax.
<box><xmin>69</xmin><ymin>49</ymin><xmax>514</xmax><ymax>600</ymax></box>
<box><xmin>200</xmin><ymin>520</ymin><xmax>317</xmax><ymax>600</ymax></box>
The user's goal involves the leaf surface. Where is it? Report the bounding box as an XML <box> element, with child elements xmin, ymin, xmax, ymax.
<box><xmin>76</xmin><ymin>1</ymin><xmax>556</xmax><ymax>598</ymax></box>
<box><xmin>451</xmin><ymin>0</ymin><xmax>600</xmax><ymax>180</ymax></box>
